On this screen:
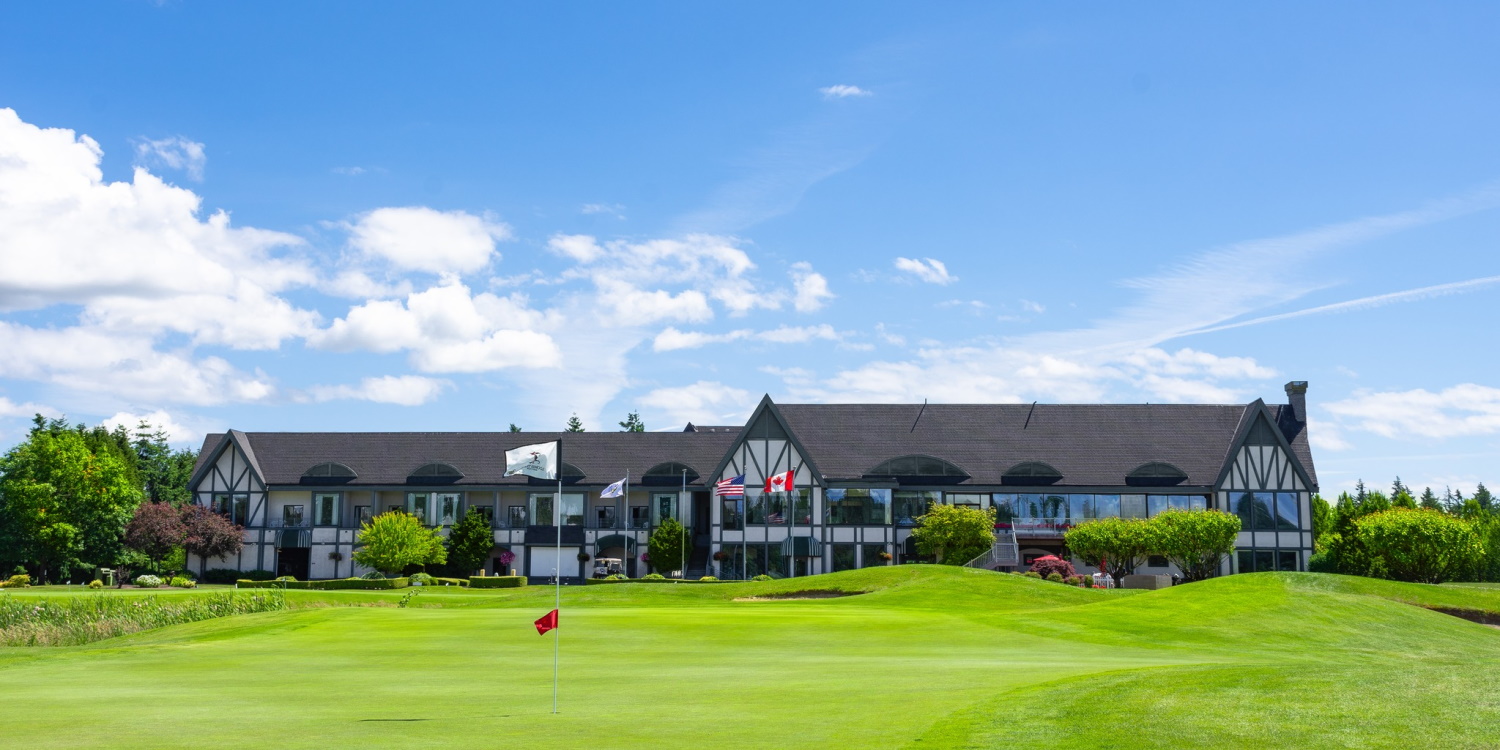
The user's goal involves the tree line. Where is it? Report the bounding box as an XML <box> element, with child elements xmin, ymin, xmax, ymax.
<box><xmin>1310</xmin><ymin>477</ymin><xmax>1495</xmax><ymax>584</ymax></box>
<box><xmin>0</xmin><ymin>415</ymin><xmax>207</xmax><ymax>583</ymax></box>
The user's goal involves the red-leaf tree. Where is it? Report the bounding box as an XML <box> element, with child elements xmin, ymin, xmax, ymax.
<box><xmin>124</xmin><ymin>501</ymin><xmax>186</xmax><ymax>575</ymax></box>
<box><xmin>182</xmin><ymin>504</ymin><xmax>244</xmax><ymax>565</ymax></box>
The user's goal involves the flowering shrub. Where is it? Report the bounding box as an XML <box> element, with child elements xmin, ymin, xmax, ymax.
<box><xmin>497</xmin><ymin>549</ymin><xmax>516</xmax><ymax>567</ymax></box>
<box><xmin>87</xmin><ymin>580</ymin><xmax>104</xmax><ymax>589</ymax></box>
<box><xmin>134</xmin><ymin>575</ymin><xmax>163</xmax><ymax>588</ymax></box>
<box><xmin>1028</xmin><ymin>555</ymin><xmax>1077</xmax><ymax>580</ymax></box>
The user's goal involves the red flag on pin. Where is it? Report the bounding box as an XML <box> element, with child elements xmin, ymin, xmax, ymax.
<box><xmin>534</xmin><ymin>609</ymin><xmax>558</xmax><ymax>635</ymax></box>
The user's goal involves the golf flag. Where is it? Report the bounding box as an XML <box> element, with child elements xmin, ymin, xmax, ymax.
<box><xmin>505</xmin><ymin>441</ymin><xmax>559</xmax><ymax>480</ymax></box>
<box><xmin>535</xmin><ymin>609</ymin><xmax>558</xmax><ymax>635</ymax></box>
<box><xmin>600</xmin><ymin>478</ymin><xmax>626</xmax><ymax>498</ymax></box>
<box><xmin>765</xmin><ymin>469</ymin><xmax>794</xmax><ymax>493</ymax></box>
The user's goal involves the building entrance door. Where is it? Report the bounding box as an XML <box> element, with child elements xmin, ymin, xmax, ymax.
<box><xmin>277</xmin><ymin>547</ymin><xmax>310</xmax><ymax>580</ymax></box>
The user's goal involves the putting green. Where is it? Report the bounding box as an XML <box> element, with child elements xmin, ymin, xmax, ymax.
<box><xmin>3</xmin><ymin>567</ymin><xmax>1499</xmax><ymax>748</ymax></box>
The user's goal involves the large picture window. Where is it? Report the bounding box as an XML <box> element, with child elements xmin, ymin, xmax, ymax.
<box><xmin>436</xmin><ymin>493</ymin><xmax>461</xmax><ymax>526</ymax></box>
<box><xmin>721</xmin><ymin>498</ymin><xmax>744</xmax><ymax>531</ymax></box>
<box><xmin>861</xmin><ymin>543</ymin><xmax>888</xmax><ymax>568</ymax></box>
<box><xmin>653</xmin><ymin>493</ymin><xmax>677</xmax><ymax>524</ymax></box>
<box><xmin>1274</xmin><ymin>492</ymin><xmax>1300</xmax><ymax>530</ymax></box>
<box><xmin>894</xmin><ymin>491</ymin><xmax>939</xmax><ymax>526</ymax></box>
<box><xmin>531</xmin><ymin>493</ymin><xmax>584</xmax><ymax>526</ymax></box>
<box><xmin>1235</xmin><ymin>492</ymin><xmax>1276</xmax><ymax>530</ymax></box>
<box><xmin>211</xmin><ymin>494</ymin><xmax>249</xmax><ymax>526</ymax></box>
<box><xmin>282</xmin><ymin>504</ymin><xmax>305</xmax><ymax>527</ymax></box>
<box><xmin>407</xmin><ymin>493</ymin><xmax>430</xmax><ymax>524</ymax></box>
<box><xmin>825</xmin><ymin>488</ymin><xmax>892</xmax><ymax>525</ymax></box>
<box><xmin>507</xmin><ymin>505</ymin><xmax>527</xmax><ymax>528</ymax></box>
<box><xmin>832</xmin><ymin>543</ymin><xmax>857</xmax><ymax>572</ymax></box>
<box><xmin>314</xmin><ymin>493</ymin><xmax>339</xmax><ymax>526</ymax></box>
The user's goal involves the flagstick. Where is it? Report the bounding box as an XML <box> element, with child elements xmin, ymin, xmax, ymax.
<box><xmin>554</xmin><ymin>439</ymin><xmax>562</xmax><ymax>715</ymax></box>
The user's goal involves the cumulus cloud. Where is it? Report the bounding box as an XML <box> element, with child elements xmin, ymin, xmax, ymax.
<box><xmin>347</xmin><ymin>206</ymin><xmax>512</xmax><ymax>275</ymax></box>
<box><xmin>310</xmin><ymin>281</ymin><xmax>562</xmax><ymax>372</ymax></box>
<box><xmin>103</xmin><ymin>409</ymin><xmax>214</xmax><ymax>445</ymax></box>
<box><xmin>819</xmin><ymin>85</ymin><xmax>872</xmax><ymax>99</ymax></box>
<box><xmin>790</xmin><ymin>262</ymin><xmax>833</xmax><ymax>312</ymax></box>
<box><xmin>894</xmin><ymin>257</ymin><xmax>956</xmax><ymax>285</ymax></box>
<box><xmin>638</xmin><ymin>381</ymin><xmax>757</xmax><ymax>427</ymax></box>
<box><xmin>307</xmin><ymin>375</ymin><xmax>450</xmax><ymax>406</ymax></box>
<box><xmin>1326</xmin><ymin>384</ymin><xmax>1500</xmax><ymax>439</ymax></box>
<box><xmin>0</xmin><ymin>395</ymin><xmax>58</xmax><ymax>419</ymax></box>
<box><xmin>133</xmin><ymin>135</ymin><xmax>207</xmax><ymax>181</ymax></box>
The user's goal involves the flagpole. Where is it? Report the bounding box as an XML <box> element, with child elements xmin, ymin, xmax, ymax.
<box><xmin>680</xmin><ymin>469</ymin><xmax>687</xmax><ymax>578</ymax></box>
<box><xmin>624</xmin><ymin>470</ymin><xmax>630</xmax><ymax>575</ymax></box>
<box><xmin>554</xmin><ymin>438</ymin><xmax>561</xmax><ymax>715</ymax></box>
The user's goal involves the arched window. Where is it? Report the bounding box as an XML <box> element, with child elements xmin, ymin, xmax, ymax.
<box><xmin>300</xmin><ymin>462</ymin><xmax>356</xmax><ymax>485</ymax></box>
<box><xmin>1126</xmin><ymin>462</ymin><xmax>1188</xmax><ymax>487</ymax></box>
<box><xmin>1001</xmin><ymin>461</ymin><xmax>1063</xmax><ymax>486</ymax></box>
<box><xmin>408</xmin><ymin>462</ymin><xmax>463</xmax><ymax>485</ymax></box>
<box><xmin>863</xmin><ymin>455</ymin><xmax>969</xmax><ymax>484</ymax></box>
<box><xmin>642</xmin><ymin>461</ymin><xmax>700</xmax><ymax>486</ymax></box>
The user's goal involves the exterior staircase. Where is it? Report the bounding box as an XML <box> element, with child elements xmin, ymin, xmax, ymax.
<box><xmin>964</xmin><ymin>526</ymin><xmax>1021</xmax><ymax>571</ymax></box>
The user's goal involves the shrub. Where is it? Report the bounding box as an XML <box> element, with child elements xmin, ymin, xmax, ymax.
<box><xmin>410</xmin><ymin>572</ymin><xmax>435</xmax><ymax>585</ymax></box>
<box><xmin>1307</xmin><ymin>551</ymin><xmax>1335</xmax><ymax>573</ymax></box>
<box><xmin>1045</xmin><ymin>572</ymin><xmax>1064</xmax><ymax>583</ymax></box>
<box><xmin>1064</xmin><ymin>575</ymin><xmax>1085</xmax><ymax>586</ymax></box>
<box><xmin>647</xmin><ymin>518</ymin><xmax>689</xmax><ymax>574</ymax></box>
<box><xmin>1064</xmin><ymin>518</ymin><xmax>1158</xmax><ymax>585</ymax></box>
<box><xmin>751</xmin><ymin>574</ymin><xmax>773</xmax><ymax>582</ymax></box>
<box><xmin>201</xmin><ymin>569</ymin><xmax>239</xmax><ymax>585</ymax></box>
<box><xmin>1029</xmin><ymin>555</ymin><xmax>1076</xmax><ymax>579</ymax></box>
<box><xmin>468</xmin><ymin>576</ymin><xmax>526</xmax><ymax>589</ymax></box>
<box><xmin>134</xmin><ymin>575</ymin><xmax>163</xmax><ymax>588</ymax></box>
<box><xmin>604</xmin><ymin>574</ymin><xmax>625</xmax><ymax>581</ymax></box>
<box><xmin>1355</xmin><ymin>509</ymin><xmax>1485</xmax><ymax>584</ymax></box>
<box><xmin>360</xmin><ymin>570</ymin><xmax>385</xmax><ymax>580</ymax></box>
<box><xmin>911</xmin><ymin>504</ymin><xmax>996</xmax><ymax>564</ymax></box>
<box><xmin>274</xmin><ymin>575</ymin><xmax>297</xmax><ymax>582</ymax></box>
<box><xmin>643</xmin><ymin>573</ymin><xmax>666</xmax><ymax>580</ymax></box>
<box><xmin>87</xmin><ymin>579</ymin><xmax>103</xmax><ymax>589</ymax></box>
<box><xmin>1022</xmin><ymin>571</ymin><xmax>1042</xmax><ymax>579</ymax></box>
<box><xmin>1153</xmin><ymin>509</ymin><xmax>1241</xmax><ymax>582</ymax></box>
<box><xmin>241</xmin><ymin>569</ymin><xmax>276</xmax><ymax>582</ymax></box>
<box><xmin>353</xmin><ymin>511</ymin><xmax>447</xmax><ymax>577</ymax></box>
<box><xmin>3</xmin><ymin>574</ymin><xmax>31</xmax><ymax>588</ymax></box>
<box><xmin>699</xmin><ymin>576</ymin><xmax>719</xmax><ymax>582</ymax></box>
<box><xmin>168</xmin><ymin>576</ymin><xmax>193</xmax><ymax>588</ymax></box>
<box><xmin>431</xmin><ymin>577</ymin><xmax>469</xmax><ymax>587</ymax></box>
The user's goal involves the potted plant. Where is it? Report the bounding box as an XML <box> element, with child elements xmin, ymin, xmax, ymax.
<box><xmin>877</xmin><ymin>550</ymin><xmax>893</xmax><ymax>562</ymax></box>
<box><xmin>712</xmin><ymin>550</ymin><xmax>728</xmax><ymax>561</ymax></box>
<box><xmin>328</xmin><ymin>551</ymin><xmax>343</xmax><ymax>562</ymax></box>
<box><xmin>577</xmin><ymin>552</ymin><xmax>591</xmax><ymax>563</ymax></box>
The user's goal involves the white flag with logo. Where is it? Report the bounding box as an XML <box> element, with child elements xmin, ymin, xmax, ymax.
<box><xmin>504</xmin><ymin>441</ymin><xmax>559</xmax><ymax>480</ymax></box>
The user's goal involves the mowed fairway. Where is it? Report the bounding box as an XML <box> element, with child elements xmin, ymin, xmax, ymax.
<box><xmin>3</xmin><ymin>567</ymin><xmax>1500</xmax><ymax>749</ymax></box>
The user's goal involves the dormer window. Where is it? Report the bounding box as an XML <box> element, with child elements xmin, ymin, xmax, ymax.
<box><xmin>1001</xmin><ymin>461</ymin><xmax>1063</xmax><ymax>486</ymax></box>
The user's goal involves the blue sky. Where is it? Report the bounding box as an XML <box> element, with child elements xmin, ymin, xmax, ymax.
<box><xmin>0</xmin><ymin>2</ymin><xmax>1497</xmax><ymax>496</ymax></box>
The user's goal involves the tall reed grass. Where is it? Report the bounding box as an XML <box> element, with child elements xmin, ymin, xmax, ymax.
<box><xmin>0</xmin><ymin>592</ymin><xmax>286</xmax><ymax>647</ymax></box>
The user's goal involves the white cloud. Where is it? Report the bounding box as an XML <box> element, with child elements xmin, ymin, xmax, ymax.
<box><xmin>638</xmin><ymin>381</ymin><xmax>757</xmax><ymax>427</ymax></box>
<box><xmin>1020</xmin><ymin>299</ymin><xmax>1046</xmax><ymax>314</ymax></box>
<box><xmin>820</xmin><ymin>85</ymin><xmax>872</xmax><ymax>99</ymax></box>
<box><xmin>652</xmin><ymin>324</ymin><xmax>840</xmax><ymax>352</ymax></box>
<box><xmin>894</xmin><ymin>257</ymin><xmax>956</xmax><ymax>285</ymax></box>
<box><xmin>308</xmin><ymin>375</ymin><xmax>450</xmax><ymax>406</ymax></box>
<box><xmin>347</xmin><ymin>206</ymin><xmax>511</xmax><ymax>275</ymax></box>
<box><xmin>790</xmin><ymin>262</ymin><xmax>833</xmax><ymax>312</ymax></box>
<box><xmin>133</xmin><ymin>135</ymin><xmax>206</xmax><ymax>181</ymax></box>
<box><xmin>1307</xmin><ymin>417</ymin><xmax>1353</xmax><ymax>452</ymax></box>
<box><xmin>332</xmin><ymin>166</ymin><xmax>366</xmax><ymax>176</ymax></box>
<box><xmin>0</xmin><ymin>396</ymin><xmax>58</xmax><ymax>419</ymax></box>
<box><xmin>102</xmin><ymin>409</ymin><xmax>213</xmax><ymax>445</ymax></box>
<box><xmin>1326</xmin><ymin>384</ymin><xmax>1500</xmax><ymax>439</ymax></box>
<box><xmin>310</xmin><ymin>281</ymin><xmax>562</xmax><ymax>372</ymax></box>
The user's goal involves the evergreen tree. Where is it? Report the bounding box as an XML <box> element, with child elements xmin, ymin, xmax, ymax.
<box><xmin>1392</xmin><ymin>489</ymin><xmax>1416</xmax><ymax>509</ymax></box>
<box><xmin>618</xmin><ymin>411</ymin><xmax>645</xmax><ymax>432</ymax></box>
<box><xmin>1474</xmin><ymin>483</ymin><xmax>1494</xmax><ymax>513</ymax></box>
<box><xmin>1361</xmin><ymin>490</ymin><xmax>1391</xmax><ymax>515</ymax></box>
<box><xmin>443</xmin><ymin>508</ymin><xmax>494</xmax><ymax>576</ymax></box>
<box><xmin>1391</xmin><ymin>477</ymin><xmax>1410</xmax><ymax>500</ymax></box>
<box><xmin>131</xmin><ymin>421</ymin><xmax>196</xmax><ymax>506</ymax></box>
<box><xmin>1310</xmin><ymin>494</ymin><xmax>1333</xmax><ymax>551</ymax></box>
<box><xmin>1354</xmin><ymin>480</ymin><xmax>1368</xmax><ymax>504</ymax></box>
<box><xmin>1420</xmin><ymin>487</ymin><xmax>1442</xmax><ymax>510</ymax></box>
<box><xmin>508</xmin><ymin>424</ymin><xmax>522</xmax><ymax>433</ymax></box>
<box><xmin>565</xmin><ymin>414</ymin><xmax>585</xmax><ymax>432</ymax></box>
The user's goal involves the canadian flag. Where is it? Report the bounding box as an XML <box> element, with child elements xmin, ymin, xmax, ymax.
<box><xmin>764</xmin><ymin>469</ymin><xmax>795</xmax><ymax>493</ymax></box>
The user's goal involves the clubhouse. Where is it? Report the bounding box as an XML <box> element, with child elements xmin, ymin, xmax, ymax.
<box><xmin>185</xmin><ymin>383</ymin><xmax>1318</xmax><ymax>582</ymax></box>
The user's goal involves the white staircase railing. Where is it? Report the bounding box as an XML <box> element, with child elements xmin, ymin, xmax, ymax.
<box><xmin>964</xmin><ymin>527</ymin><xmax>1021</xmax><ymax>570</ymax></box>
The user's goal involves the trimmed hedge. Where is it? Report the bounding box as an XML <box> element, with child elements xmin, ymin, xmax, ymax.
<box><xmin>584</xmin><ymin>577</ymin><xmax>729</xmax><ymax>585</ymax></box>
<box><xmin>236</xmin><ymin>577</ymin><xmax>410</xmax><ymax>590</ymax></box>
<box><xmin>431</xmin><ymin>577</ymin><xmax>469</xmax><ymax>587</ymax></box>
<box><xmin>468</xmin><ymin>576</ymin><xmax>526</xmax><ymax>589</ymax></box>
<box><xmin>202</xmin><ymin>569</ymin><xmax>242</xmax><ymax>585</ymax></box>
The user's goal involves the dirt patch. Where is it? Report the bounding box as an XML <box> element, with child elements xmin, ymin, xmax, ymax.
<box><xmin>733</xmin><ymin>590</ymin><xmax>865</xmax><ymax>602</ymax></box>
<box><xmin>1428</xmin><ymin>607</ymin><xmax>1500</xmax><ymax>629</ymax></box>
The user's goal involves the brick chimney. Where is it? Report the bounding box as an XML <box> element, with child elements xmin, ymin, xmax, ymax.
<box><xmin>1284</xmin><ymin>381</ymin><xmax>1308</xmax><ymax>422</ymax></box>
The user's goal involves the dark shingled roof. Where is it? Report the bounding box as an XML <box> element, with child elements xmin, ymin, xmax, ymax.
<box><xmin>192</xmin><ymin>400</ymin><xmax>1316</xmax><ymax>492</ymax></box>
<box><xmin>775</xmin><ymin>402</ymin><xmax>1317</xmax><ymax>488</ymax></box>
<box><xmin>192</xmin><ymin>431</ymin><xmax>739</xmax><ymax>487</ymax></box>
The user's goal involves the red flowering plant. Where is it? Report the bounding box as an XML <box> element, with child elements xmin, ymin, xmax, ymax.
<box><xmin>1028</xmin><ymin>555</ymin><xmax>1076</xmax><ymax>579</ymax></box>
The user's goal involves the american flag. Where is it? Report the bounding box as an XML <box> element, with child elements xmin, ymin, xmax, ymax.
<box><xmin>714</xmin><ymin>474</ymin><xmax>745</xmax><ymax>498</ymax></box>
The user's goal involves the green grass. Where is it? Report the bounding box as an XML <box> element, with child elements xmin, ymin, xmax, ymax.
<box><xmin>2</xmin><ymin>567</ymin><xmax>1498</xmax><ymax>748</ymax></box>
